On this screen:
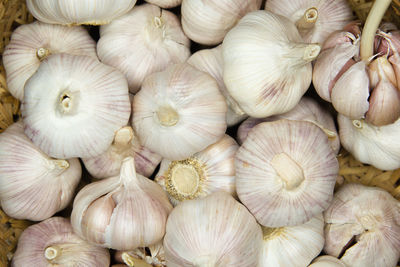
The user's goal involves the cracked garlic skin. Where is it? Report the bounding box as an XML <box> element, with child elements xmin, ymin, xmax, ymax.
<box><xmin>0</xmin><ymin>122</ymin><xmax>81</xmax><ymax>221</ymax></box>
<box><xmin>12</xmin><ymin>217</ymin><xmax>110</xmax><ymax>267</ymax></box>
<box><xmin>3</xmin><ymin>21</ymin><xmax>96</xmax><ymax>101</ymax></box>
<box><xmin>97</xmin><ymin>4</ymin><xmax>190</xmax><ymax>93</ymax></box>
<box><xmin>164</xmin><ymin>192</ymin><xmax>262</xmax><ymax>267</ymax></box>
<box><xmin>22</xmin><ymin>54</ymin><xmax>131</xmax><ymax>159</ymax></box>
<box><xmin>26</xmin><ymin>0</ymin><xmax>137</xmax><ymax>25</ymax></box>
<box><xmin>236</xmin><ymin>120</ymin><xmax>338</xmax><ymax>227</ymax></box>
<box><xmin>324</xmin><ymin>183</ymin><xmax>400</xmax><ymax>267</ymax></box>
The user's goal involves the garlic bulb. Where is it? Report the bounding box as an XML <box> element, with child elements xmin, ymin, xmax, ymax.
<box><xmin>132</xmin><ymin>63</ymin><xmax>227</xmax><ymax>161</ymax></box>
<box><xmin>222</xmin><ymin>11</ymin><xmax>321</xmax><ymax>118</ymax></box>
<box><xmin>26</xmin><ymin>0</ymin><xmax>137</xmax><ymax>25</ymax></box>
<box><xmin>309</xmin><ymin>256</ymin><xmax>346</xmax><ymax>267</ymax></box>
<box><xmin>22</xmin><ymin>54</ymin><xmax>131</xmax><ymax>159</ymax></box>
<box><xmin>82</xmin><ymin>126</ymin><xmax>161</xmax><ymax>179</ymax></box>
<box><xmin>259</xmin><ymin>214</ymin><xmax>324</xmax><ymax>267</ymax></box>
<box><xmin>181</xmin><ymin>0</ymin><xmax>262</xmax><ymax>45</ymax></box>
<box><xmin>12</xmin><ymin>217</ymin><xmax>110</xmax><ymax>267</ymax></box>
<box><xmin>155</xmin><ymin>134</ymin><xmax>238</xmax><ymax>206</ymax></box>
<box><xmin>71</xmin><ymin>157</ymin><xmax>172</xmax><ymax>250</ymax></box>
<box><xmin>0</xmin><ymin>122</ymin><xmax>81</xmax><ymax>221</ymax></box>
<box><xmin>145</xmin><ymin>0</ymin><xmax>182</xmax><ymax>9</ymax></box>
<box><xmin>236</xmin><ymin>120</ymin><xmax>338</xmax><ymax>227</ymax></box>
<box><xmin>3</xmin><ymin>21</ymin><xmax>96</xmax><ymax>101</ymax></box>
<box><xmin>97</xmin><ymin>4</ymin><xmax>190</xmax><ymax>93</ymax></box>
<box><xmin>265</xmin><ymin>0</ymin><xmax>353</xmax><ymax>44</ymax></box>
<box><xmin>164</xmin><ymin>192</ymin><xmax>262</xmax><ymax>267</ymax></box>
<box><xmin>187</xmin><ymin>45</ymin><xmax>247</xmax><ymax>126</ymax></box>
<box><xmin>324</xmin><ymin>183</ymin><xmax>400</xmax><ymax>267</ymax></box>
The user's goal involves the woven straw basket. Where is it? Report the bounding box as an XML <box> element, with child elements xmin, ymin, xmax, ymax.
<box><xmin>0</xmin><ymin>0</ymin><xmax>399</xmax><ymax>266</ymax></box>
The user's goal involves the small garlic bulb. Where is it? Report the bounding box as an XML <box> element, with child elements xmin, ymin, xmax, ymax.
<box><xmin>3</xmin><ymin>21</ymin><xmax>96</xmax><ymax>101</ymax></box>
<box><xmin>324</xmin><ymin>183</ymin><xmax>400</xmax><ymax>267</ymax></box>
<box><xmin>259</xmin><ymin>214</ymin><xmax>324</xmax><ymax>267</ymax></box>
<box><xmin>0</xmin><ymin>122</ymin><xmax>81</xmax><ymax>221</ymax></box>
<box><xmin>22</xmin><ymin>54</ymin><xmax>131</xmax><ymax>159</ymax></box>
<box><xmin>97</xmin><ymin>4</ymin><xmax>190</xmax><ymax>93</ymax></box>
<box><xmin>309</xmin><ymin>256</ymin><xmax>346</xmax><ymax>267</ymax></box>
<box><xmin>187</xmin><ymin>45</ymin><xmax>247</xmax><ymax>126</ymax></box>
<box><xmin>236</xmin><ymin>120</ymin><xmax>338</xmax><ymax>227</ymax></box>
<box><xmin>164</xmin><ymin>192</ymin><xmax>262</xmax><ymax>267</ymax></box>
<box><xmin>181</xmin><ymin>0</ymin><xmax>262</xmax><ymax>45</ymax></box>
<box><xmin>265</xmin><ymin>0</ymin><xmax>353</xmax><ymax>44</ymax></box>
<box><xmin>12</xmin><ymin>217</ymin><xmax>110</xmax><ymax>267</ymax></box>
<box><xmin>71</xmin><ymin>157</ymin><xmax>172</xmax><ymax>250</ymax></box>
<box><xmin>82</xmin><ymin>126</ymin><xmax>161</xmax><ymax>179</ymax></box>
<box><xmin>155</xmin><ymin>134</ymin><xmax>238</xmax><ymax>206</ymax></box>
<box><xmin>222</xmin><ymin>11</ymin><xmax>321</xmax><ymax>118</ymax></box>
<box><xmin>132</xmin><ymin>63</ymin><xmax>227</xmax><ymax>161</ymax></box>
<box><xmin>145</xmin><ymin>0</ymin><xmax>182</xmax><ymax>9</ymax></box>
<box><xmin>26</xmin><ymin>0</ymin><xmax>137</xmax><ymax>25</ymax></box>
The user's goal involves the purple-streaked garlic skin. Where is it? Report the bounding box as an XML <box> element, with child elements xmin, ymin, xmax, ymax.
<box><xmin>377</xmin><ymin>30</ymin><xmax>400</xmax><ymax>57</ymax></box>
<box><xmin>236</xmin><ymin>120</ymin><xmax>338</xmax><ymax>227</ymax></box>
<box><xmin>12</xmin><ymin>217</ymin><xmax>110</xmax><ymax>267</ymax></box>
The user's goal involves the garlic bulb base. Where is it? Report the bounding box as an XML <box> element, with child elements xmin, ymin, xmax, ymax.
<box><xmin>44</xmin><ymin>246</ymin><xmax>60</xmax><ymax>261</ymax></box>
<box><xmin>157</xmin><ymin>106</ymin><xmax>179</xmax><ymax>127</ymax></box>
<box><xmin>296</xmin><ymin>8</ymin><xmax>318</xmax><ymax>31</ymax></box>
<box><xmin>36</xmin><ymin>47</ymin><xmax>50</xmax><ymax>60</ymax></box>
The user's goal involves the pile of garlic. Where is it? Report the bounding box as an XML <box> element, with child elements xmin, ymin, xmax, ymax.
<box><xmin>1</xmin><ymin>0</ymin><xmax>400</xmax><ymax>266</ymax></box>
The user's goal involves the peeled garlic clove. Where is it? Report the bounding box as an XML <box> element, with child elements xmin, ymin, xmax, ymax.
<box><xmin>145</xmin><ymin>0</ymin><xmax>181</xmax><ymax>8</ymax></box>
<box><xmin>82</xmin><ymin>126</ymin><xmax>161</xmax><ymax>179</ymax></box>
<box><xmin>331</xmin><ymin>61</ymin><xmax>370</xmax><ymax>119</ymax></box>
<box><xmin>236</xmin><ymin>120</ymin><xmax>338</xmax><ymax>227</ymax></box>
<box><xmin>3</xmin><ymin>21</ymin><xmax>96</xmax><ymax>101</ymax></box>
<box><xmin>26</xmin><ymin>0</ymin><xmax>137</xmax><ymax>25</ymax></box>
<box><xmin>164</xmin><ymin>192</ymin><xmax>262</xmax><ymax>267</ymax></box>
<box><xmin>22</xmin><ymin>54</ymin><xmax>131</xmax><ymax>159</ymax></box>
<box><xmin>324</xmin><ymin>183</ymin><xmax>400</xmax><ymax>267</ymax></box>
<box><xmin>265</xmin><ymin>0</ymin><xmax>352</xmax><ymax>44</ymax></box>
<box><xmin>309</xmin><ymin>256</ymin><xmax>346</xmax><ymax>267</ymax></box>
<box><xmin>72</xmin><ymin>157</ymin><xmax>172</xmax><ymax>250</ymax></box>
<box><xmin>12</xmin><ymin>217</ymin><xmax>110</xmax><ymax>266</ymax></box>
<box><xmin>98</xmin><ymin>4</ymin><xmax>190</xmax><ymax>93</ymax></box>
<box><xmin>181</xmin><ymin>0</ymin><xmax>262</xmax><ymax>45</ymax></box>
<box><xmin>132</xmin><ymin>63</ymin><xmax>227</xmax><ymax>161</ymax></box>
<box><xmin>223</xmin><ymin>11</ymin><xmax>320</xmax><ymax>118</ymax></box>
<box><xmin>260</xmin><ymin>214</ymin><xmax>324</xmax><ymax>267</ymax></box>
<box><xmin>0</xmin><ymin>122</ymin><xmax>81</xmax><ymax>221</ymax></box>
<box><xmin>155</xmin><ymin>134</ymin><xmax>238</xmax><ymax>206</ymax></box>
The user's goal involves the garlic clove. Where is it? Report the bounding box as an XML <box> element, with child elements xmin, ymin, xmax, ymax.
<box><xmin>309</xmin><ymin>256</ymin><xmax>347</xmax><ymax>267</ymax></box>
<box><xmin>322</xmin><ymin>29</ymin><xmax>359</xmax><ymax>50</ymax></box>
<box><xmin>389</xmin><ymin>52</ymin><xmax>400</xmax><ymax>88</ymax></box>
<box><xmin>145</xmin><ymin>0</ymin><xmax>182</xmax><ymax>9</ymax></box>
<box><xmin>368</xmin><ymin>55</ymin><xmax>397</xmax><ymax>88</ymax></box>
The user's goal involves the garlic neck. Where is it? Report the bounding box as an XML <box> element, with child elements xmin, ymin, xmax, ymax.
<box><xmin>122</xmin><ymin>252</ymin><xmax>152</xmax><ymax>267</ymax></box>
<box><xmin>36</xmin><ymin>47</ymin><xmax>50</xmax><ymax>61</ymax></box>
<box><xmin>194</xmin><ymin>255</ymin><xmax>217</xmax><ymax>267</ymax></box>
<box><xmin>262</xmin><ymin>226</ymin><xmax>285</xmax><ymax>241</ymax></box>
<box><xmin>120</xmin><ymin>157</ymin><xmax>140</xmax><ymax>189</ymax></box>
<box><xmin>296</xmin><ymin>7</ymin><xmax>318</xmax><ymax>31</ymax></box>
<box><xmin>113</xmin><ymin>126</ymin><xmax>134</xmax><ymax>147</ymax></box>
<box><xmin>44</xmin><ymin>245</ymin><xmax>61</xmax><ymax>261</ymax></box>
<box><xmin>57</xmin><ymin>90</ymin><xmax>79</xmax><ymax>115</ymax></box>
<box><xmin>271</xmin><ymin>153</ymin><xmax>304</xmax><ymax>190</ymax></box>
<box><xmin>156</xmin><ymin>106</ymin><xmax>179</xmax><ymax>127</ymax></box>
<box><xmin>286</xmin><ymin>43</ymin><xmax>321</xmax><ymax>66</ymax></box>
<box><xmin>45</xmin><ymin>159</ymin><xmax>70</xmax><ymax>175</ymax></box>
<box><xmin>352</xmin><ymin>119</ymin><xmax>364</xmax><ymax>129</ymax></box>
<box><xmin>146</xmin><ymin>16</ymin><xmax>166</xmax><ymax>42</ymax></box>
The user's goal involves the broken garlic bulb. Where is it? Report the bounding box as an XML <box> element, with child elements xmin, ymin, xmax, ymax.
<box><xmin>0</xmin><ymin>122</ymin><xmax>81</xmax><ymax>221</ymax></box>
<box><xmin>145</xmin><ymin>0</ymin><xmax>182</xmax><ymax>9</ymax></box>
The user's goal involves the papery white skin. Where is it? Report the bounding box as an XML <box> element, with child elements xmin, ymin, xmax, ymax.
<box><xmin>3</xmin><ymin>21</ymin><xmax>96</xmax><ymax>101</ymax></box>
<box><xmin>71</xmin><ymin>157</ymin><xmax>172</xmax><ymax>250</ymax></box>
<box><xmin>265</xmin><ymin>0</ymin><xmax>353</xmax><ymax>44</ymax></box>
<box><xmin>222</xmin><ymin>11</ymin><xmax>320</xmax><ymax>118</ymax></box>
<box><xmin>26</xmin><ymin>0</ymin><xmax>137</xmax><ymax>25</ymax></box>
<box><xmin>338</xmin><ymin>114</ymin><xmax>400</xmax><ymax>170</ymax></box>
<box><xmin>187</xmin><ymin>45</ymin><xmax>247</xmax><ymax>126</ymax></box>
<box><xmin>98</xmin><ymin>4</ymin><xmax>190</xmax><ymax>93</ymax></box>
<box><xmin>181</xmin><ymin>0</ymin><xmax>262</xmax><ymax>45</ymax></box>
<box><xmin>145</xmin><ymin>0</ymin><xmax>182</xmax><ymax>8</ymax></box>
<box><xmin>132</xmin><ymin>63</ymin><xmax>227</xmax><ymax>161</ymax></box>
<box><xmin>12</xmin><ymin>217</ymin><xmax>110</xmax><ymax>267</ymax></box>
<box><xmin>164</xmin><ymin>192</ymin><xmax>262</xmax><ymax>267</ymax></box>
<box><xmin>0</xmin><ymin>122</ymin><xmax>81</xmax><ymax>221</ymax></box>
<box><xmin>22</xmin><ymin>54</ymin><xmax>131</xmax><ymax>159</ymax></box>
<box><xmin>324</xmin><ymin>183</ymin><xmax>400</xmax><ymax>267</ymax></box>
<box><xmin>155</xmin><ymin>134</ymin><xmax>238</xmax><ymax>206</ymax></box>
<box><xmin>308</xmin><ymin>256</ymin><xmax>346</xmax><ymax>267</ymax></box>
<box><xmin>236</xmin><ymin>120</ymin><xmax>338</xmax><ymax>227</ymax></box>
<box><xmin>259</xmin><ymin>214</ymin><xmax>324</xmax><ymax>267</ymax></box>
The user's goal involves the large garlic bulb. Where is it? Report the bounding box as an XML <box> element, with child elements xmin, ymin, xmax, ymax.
<box><xmin>26</xmin><ymin>0</ymin><xmax>137</xmax><ymax>25</ymax></box>
<box><xmin>222</xmin><ymin>11</ymin><xmax>321</xmax><ymax>118</ymax></box>
<box><xmin>22</xmin><ymin>54</ymin><xmax>131</xmax><ymax>159</ymax></box>
<box><xmin>3</xmin><ymin>21</ymin><xmax>96</xmax><ymax>101</ymax></box>
<box><xmin>259</xmin><ymin>214</ymin><xmax>324</xmax><ymax>267</ymax></box>
<box><xmin>145</xmin><ymin>0</ymin><xmax>182</xmax><ymax>9</ymax></box>
<box><xmin>164</xmin><ymin>192</ymin><xmax>262</xmax><ymax>267</ymax></box>
<box><xmin>71</xmin><ymin>157</ymin><xmax>172</xmax><ymax>250</ymax></box>
<box><xmin>97</xmin><ymin>4</ymin><xmax>190</xmax><ymax>93</ymax></box>
<box><xmin>324</xmin><ymin>183</ymin><xmax>400</xmax><ymax>267</ymax></box>
<box><xmin>236</xmin><ymin>120</ymin><xmax>338</xmax><ymax>227</ymax></box>
<box><xmin>0</xmin><ymin>122</ymin><xmax>81</xmax><ymax>221</ymax></box>
<box><xmin>12</xmin><ymin>217</ymin><xmax>110</xmax><ymax>267</ymax></box>
<box><xmin>155</xmin><ymin>134</ymin><xmax>238</xmax><ymax>206</ymax></box>
<box><xmin>132</xmin><ymin>63</ymin><xmax>227</xmax><ymax>161</ymax></box>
